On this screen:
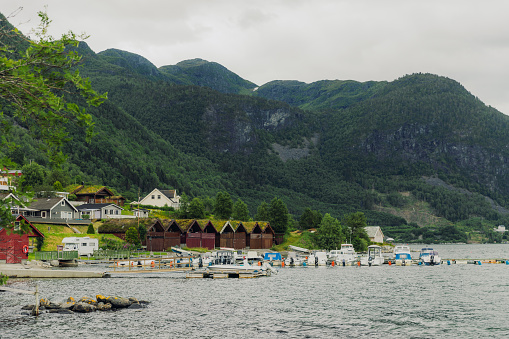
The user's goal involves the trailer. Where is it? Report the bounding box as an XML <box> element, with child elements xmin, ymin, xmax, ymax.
<box><xmin>62</xmin><ymin>237</ymin><xmax>98</xmax><ymax>256</ymax></box>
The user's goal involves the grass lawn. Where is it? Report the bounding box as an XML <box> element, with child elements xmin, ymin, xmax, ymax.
<box><xmin>272</xmin><ymin>230</ymin><xmax>316</xmax><ymax>251</ymax></box>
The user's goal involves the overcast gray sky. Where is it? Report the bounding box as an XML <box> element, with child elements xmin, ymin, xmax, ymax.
<box><xmin>4</xmin><ymin>1</ymin><xmax>509</xmax><ymax>114</ymax></box>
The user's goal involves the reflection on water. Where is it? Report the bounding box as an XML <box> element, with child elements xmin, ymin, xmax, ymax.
<box><xmin>2</xmin><ymin>244</ymin><xmax>509</xmax><ymax>338</ymax></box>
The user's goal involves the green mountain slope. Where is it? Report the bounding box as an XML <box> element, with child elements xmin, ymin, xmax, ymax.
<box><xmin>3</xmin><ymin>13</ymin><xmax>509</xmax><ymax>243</ymax></box>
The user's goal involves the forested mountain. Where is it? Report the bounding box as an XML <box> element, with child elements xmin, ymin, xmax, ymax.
<box><xmin>3</xmin><ymin>13</ymin><xmax>509</xmax><ymax>243</ymax></box>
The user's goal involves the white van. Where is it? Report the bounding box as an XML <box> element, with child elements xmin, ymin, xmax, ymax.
<box><xmin>62</xmin><ymin>237</ymin><xmax>99</xmax><ymax>256</ymax></box>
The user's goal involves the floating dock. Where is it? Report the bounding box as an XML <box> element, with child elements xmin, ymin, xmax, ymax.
<box><xmin>0</xmin><ymin>264</ymin><xmax>109</xmax><ymax>278</ymax></box>
<box><xmin>186</xmin><ymin>270</ymin><xmax>267</xmax><ymax>279</ymax></box>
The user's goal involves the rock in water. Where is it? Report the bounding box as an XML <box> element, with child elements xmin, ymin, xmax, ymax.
<box><xmin>97</xmin><ymin>302</ymin><xmax>112</xmax><ymax>311</ymax></box>
<box><xmin>60</xmin><ymin>302</ymin><xmax>75</xmax><ymax>310</ymax></box>
<box><xmin>79</xmin><ymin>296</ymin><xmax>97</xmax><ymax>306</ymax></box>
<box><xmin>46</xmin><ymin>302</ymin><xmax>62</xmax><ymax>309</ymax></box>
<box><xmin>107</xmin><ymin>296</ymin><xmax>132</xmax><ymax>309</ymax></box>
<box><xmin>73</xmin><ymin>302</ymin><xmax>97</xmax><ymax>313</ymax></box>
<box><xmin>128</xmin><ymin>303</ymin><xmax>144</xmax><ymax>309</ymax></box>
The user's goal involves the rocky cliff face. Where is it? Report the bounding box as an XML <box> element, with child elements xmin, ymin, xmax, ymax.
<box><xmin>359</xmin><ymin>123</ymin><xmax>509</xmax><ymax>193</ymax></box>
<box><xmin>201</xmin><ymin>104</ymin><xmax>299</xmax><ymax>154</ymax></box>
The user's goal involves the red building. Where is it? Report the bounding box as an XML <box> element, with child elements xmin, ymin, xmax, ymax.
<box><xmin>0</xmin><ymin>215</ymin><xmax>44</xmax><ymax>264</ymax></box>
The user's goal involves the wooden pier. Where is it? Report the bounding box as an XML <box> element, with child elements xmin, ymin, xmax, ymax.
<box><xmin>186</xmin><ymin>270</ymin><xmax>267</xmax><ymax>279</ymax></box>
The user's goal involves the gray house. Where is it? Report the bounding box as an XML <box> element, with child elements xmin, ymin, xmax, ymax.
<box><xmin>27</xmin><ymin>197</ymin><xmax>78</xmax><ymax>220</ymax></box>
<box><xmin>76</xmin><ymin>203</ymin><xmax>124</xmax><ymax>220</ymax></box>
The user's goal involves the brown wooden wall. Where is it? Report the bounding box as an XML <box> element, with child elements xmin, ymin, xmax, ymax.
<box><xmin>233</xmin><ymin>233</ymin><xmax>246</xmax><ymax>249</ymax></box>
<box><xmin>220</xmin><ymin>233</ymin><xmax>234</xmax><ymax>248</ymax></box>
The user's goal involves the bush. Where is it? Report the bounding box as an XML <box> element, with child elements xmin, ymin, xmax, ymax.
<box><xmin>87</xmin><ymin>223</ymin><xmax>95</xmax><ymax>234</ymax></box>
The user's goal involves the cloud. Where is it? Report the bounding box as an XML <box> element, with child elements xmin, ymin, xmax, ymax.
<box><xmin>5</xmin><ymin>0</ymin><xmax>509</xmax><ymax>114</ymax></box>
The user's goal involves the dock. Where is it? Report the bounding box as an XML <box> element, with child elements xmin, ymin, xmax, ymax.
<box><xmin>0</xmin><ymin>264</ymin><xmax>109</xmax><ymax>278</ymax></box>
<box><xmin>186</xmin><ymin>270</ymin><xmax>267</xmax><ymax>279</ymax></box>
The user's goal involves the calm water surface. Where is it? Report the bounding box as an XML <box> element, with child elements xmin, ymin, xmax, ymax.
<box><xmin>2</xmin><ymin>244</ymin><xmax>509</xmax><ymax>338</ymax></box>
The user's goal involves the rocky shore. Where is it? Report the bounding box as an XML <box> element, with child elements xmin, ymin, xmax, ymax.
<box><xmin>22</xmin><ymin>295</ymin><xmax>149</xmax><ymax>316</ymax></box>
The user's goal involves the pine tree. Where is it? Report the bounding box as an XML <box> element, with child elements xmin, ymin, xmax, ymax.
<box><xmin>214</xmin><ymin>191</ymin><xmax>233</xmax><ymax>219</ymax></box>
<box><xmin>232</xmin><ymin>199</ymin><xmax>249</xmax><ymax>221</ymax></box>
<box><xmin>268</xmin><ymin>197</ymin><xmax>289</xmax><ymax>234</ymax></box>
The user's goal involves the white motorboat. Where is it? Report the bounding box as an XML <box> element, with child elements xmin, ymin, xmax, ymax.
<box><xmin>328</xmin><ymin>244</ymin><xmax>357</xmax><ymax>266</ymax></box>
<box><xmin>284</xmin><ymin>251</ymin><xmax>306</xmax><ymax>266</ymax></box>
<box><xmin>419</xmin><ymin>247</ymin><xmax>441</xmax><ymax>266</ymax></box>
<box><xmin>307</xmin><ymin>251</ymin><xmax>328</xmax><ymax>266</ymax></box>
<box><xmin>393</xmin><ymin>245</ymin><xmax>413</xmax><ymax>266</ymax></box>
<box><xmin>207</xmin><ymin>250</ymin><xmax>277</xmax><ymax>275</ymax></box>
<box><xmin>361</xmin><ymin>245</ymin><xmax>384</xmax><ymax>266</ymax></box>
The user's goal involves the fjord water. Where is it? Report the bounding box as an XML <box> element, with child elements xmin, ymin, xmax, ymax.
<box><xmin>2</xmin><ymin>244</ymin><xmax>509</xmax><ymax>338</ymax></box>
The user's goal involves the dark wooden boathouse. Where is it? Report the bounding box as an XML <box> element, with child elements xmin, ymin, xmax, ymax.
<box><xmin>145</xmin><ymin>219</ymin><xmax>165</xmax><ymax>251</ymax></box>
<box><xmin>163</xmin><ymin>219</ymin><xmax>184</xmax><ymax>249</ymax></box>
<box><xmin>218</xmin><ymin>221</ymin><xmax>235</xmax><ymax>249</ymax></box>
<box><xmin>182</xmin><ymin>220</ymin><xmax>217</xmax><ymax>250</ymax></box>
<box><xmin>234</xmin><ymin>222</ymin><xmax>247</xmax><ymax>249</ymax></box>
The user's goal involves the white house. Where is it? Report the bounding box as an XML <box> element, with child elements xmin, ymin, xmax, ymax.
<box><xmin>136</xmin><ymin>189</ymin><xmax>180</xmax><ymax>209</ymax></box>
<box><xmin>364</xmin><ymin>226</ymin><xmax>385</xmax><ymax>243</ymax></box>
<box><xmin>62</xmin><ymin>236</ymin><xmax>98</xmax><ymax>256</ymax></box>
<box><xmin>76</xmin><ymin>203</ymin><xmax>124</xmax><ymax>219</ymax></box>
<box><xmin>494</xmin><ymin>225</ymin><xmax>506</xmax><ymax>233</ymax></box>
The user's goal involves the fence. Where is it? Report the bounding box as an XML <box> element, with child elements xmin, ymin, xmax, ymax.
<box><xmin>93</xmin><ymin>249</ymin><xmax>131</xmax><ymax>260</ymax></box>
<box><xmin>35</xmin><ymin>251</ymin><xmax>78</xmax><ymax>261</ymax></box>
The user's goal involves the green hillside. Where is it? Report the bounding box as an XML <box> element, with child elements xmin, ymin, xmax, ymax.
<box><xmin>2</xmin><ymin>13</ymin><xmax>509</xmax><ymax>243</ymax></box>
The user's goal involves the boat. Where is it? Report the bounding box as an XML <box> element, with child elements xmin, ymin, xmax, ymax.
<box><xmin>419</xmin><ymin>247</ymin><xmax>441</xmax><ymax>266</ymax></box>
<box><xmin>360</xmin><ymin>245</ymin><xmax>384</xmax><ymax>266</ymax></box>
<box><xmin>328</xmin><ymin>244</ymin><xmax>357</xmax><ymax>266</ymax></box>
<box><xmin>393</xmin><ymin>245</ymin><xmax>412</xmax><ymax>266</ymax></box>
<box><xmin>284</xmin><ymin>251</ymin><xmax>306</xmax><ymax>266</ymax></box>
<box><xmin>207</xmin><ymin>250</ymin><xmax>276</xmax><ymax>275</ymax></box>
<box><xmin>306</xmin><ymin>251</ymin><xmax>328</xmax><ymax>266</ymax></box>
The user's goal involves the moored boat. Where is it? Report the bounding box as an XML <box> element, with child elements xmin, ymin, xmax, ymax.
<box><xmin>419</xmin><ymin>247</ymin><xmax>441</xmax><ymax>266</ymax></box>
<box><xmin>393</xmin><ymin>245</ymin><xmax>413</xmax><ymax>266</ymax></box>
<box><xmin>328</xmin><ymin>244</ymin><xmax>357</xmax><ymax>266</ymax></box>
<box><xmin>360</xmin><ymin>245</ymin><xmax>384</xmax><ymax>266</ymax></box>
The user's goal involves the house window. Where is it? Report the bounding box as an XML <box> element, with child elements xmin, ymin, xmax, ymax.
<box><xmin>61</xmin><ymin>200</ymin><xmax>65</xmax><ymax>206</ymax></box>
<box><xmin>115</xmin><ymin>210</ymin><xmax>119</xmax><ymax>215</ymax></box>
<box><xmin>42</xmin><ymin>211</ymin><xmax>47</xmax><ymax>218</ymax></box>
<box><xmin>82</xmin><ymin>243</ymin><xmax>87</xmax><ymax>246</ymax></box>
<box><xmin>151</xmin><ymin>195</ymin><xmax>155</xmax><ymax>199</ymax></box>
<box><xmin>110</xmin><ymin>209</ymin><xmax>113</xmax><ymax>214</ymax></box>
<box><xmin>158</xmin><ymin>195</ymin><xmax>161</xmax><ymax>199</ymax></box>
<box><xmin>14</xmin><ymin>221</ymin><xmax>20</xmax><ymax>231</ymax></box>
<box><xmin>104</xmin><ymin>210</ymin><xmax>107</xmax><ymax>215</ymax></box>
<box><xmin>89</xmin><ymin>243</ymin><xmax>94</xmax><ymax>246</ymax></box>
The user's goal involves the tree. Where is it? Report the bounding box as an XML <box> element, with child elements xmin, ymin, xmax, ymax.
<box><xmin>125</xmin><ymin>227</ymin><xmax>140</xmax><ymax>246</ymax></box>
<box><xmin>299</xmin><ymin>208</ymin><xmax>323</xmax><ymax>230</ymax></box>
<box><xmin>86</xmin><ymin>223</ymin><xmax>95</xmax><ymax>234</ymax></box>
<box><xmin>232</xmin><ymin>199</ymin><xmax>249</xmax><ymax>221</ymax></box>
<box><xmin>0</xmin><ymin>11</ymin><xmax>106</xmax><ymax>228</ymax></box>
<box><xmin>214</xmin><ymin>191</ymin><xmax>233</xmax><ymax>219</ymax></box>
<box><xmin>138</xmin><ymin>224</ymin><xmax>147</xmax><ymax>244</ymax></box>
<box><xmin>344</xmin><ymin>212</ymin><xmax>370</xmax><ymax>251</ymax></box>
<box><xmin>188</xmin><ymin>197</ymin><xmax>205</xmax><ymax>219</ymax></box>
<box><xmin>255</xmin><ymin>201</ymin><xmax>269</xmax><ymax>221</ymax></box>
<box><xmin>315</xmin><ymin>214</ymin><xmax>343</xmax><ymax>250</ymax></box>
<box><xmin>178</xmin><ymin>193</ymin><xmax>190</xmax><ymax>218</ymax></box>
<box><xmin>53</xmin><ymin>180</ymin><xmax>63</xmax><ymax>191</ymax></box>
<box><xmin>21</xmin><ymin>162</ymin><xmax>45</xmax><ymax>189</ymax></box>
<box><xmin>268</xmin><ymin>197</ymin><xmax>289</xmax><ymax>234</ymax></box>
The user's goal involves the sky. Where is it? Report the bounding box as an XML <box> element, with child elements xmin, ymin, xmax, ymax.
<box><xmin>4</xmin><ymin>1</ymin><xmax>509</xmax><ymax>114</ymax></box>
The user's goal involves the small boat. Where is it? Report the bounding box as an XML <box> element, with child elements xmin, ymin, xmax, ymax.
<box><xmin>307</xmin><ymin>252</ymin><xmax>328</xmax><ymax>266</ymax></box>
<box><xmin>393</xmin><ymin>245</ymin><xmax>412</xmax><ymax>266</ymax></box>
<box><xmin>328</xmin><ymin>244</ymin><xmax>357</xmax><ymax>266</ymax></box>
<box><xmin>361</xmin><ymin>245</ymin><xmax>384</xmax><ymax>266</ymax></box>
<box><xmin>419</xmin><ymin>247</ymin><xmax>441</xmax><ymax>266</ymax></box>
<box><xmin>207</xmin><ymin>250</ymin><xmax>276</xmax><ymax>275</ymax></box>
<box><xmin>284</xmin><ymin>251</ymin><xmax>306</xmax><ymax>266</ymax></box>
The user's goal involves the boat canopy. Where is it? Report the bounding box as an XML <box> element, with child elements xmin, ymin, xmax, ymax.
<box><xmin>264</xmin><ymin>252</ymin><xmax>282</xmax><ymax>261</ymax></box>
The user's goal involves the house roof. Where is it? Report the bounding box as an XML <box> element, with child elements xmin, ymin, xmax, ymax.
<box><xmin>160</xmin><ymin>190</ymin><xmax>177</xmax><ymax>199</ymax></box>
<box><xmin>76</xmin><ymin>203</ymin><xmax>123</xmax><ymax>211</ymax></box>
<box><xmin>364</xmin><ymin>226</ymin><xmax>383</xmax><ymax>238</ymax></box>
<box><xmin>29</xmin><ymin>197</ymin><xmax>66</xmax><ymax>210</ymax></box>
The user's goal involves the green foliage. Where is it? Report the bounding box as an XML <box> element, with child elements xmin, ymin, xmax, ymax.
<box><xmin>36</xmin><ymin>236</ymin><xmax>44</xmax><ymax>251</ymax></box>
<box><xmin>138</xmin><ymin>224</ymin><xmax>147</xmax><ymax>243</ymax></box>
<box><xmin>188</xmin><ymin>197</ymin><xmax>205</xmax><ymax>219</ymax></box>
<box><xmin>269</xmin><ymin>197</ymin><xmax>289</xmax><ymax>233</ymax></box>
<box><xmin>21</xmin><ymin>162</ymin><xmax>46</xmax><ymax>189</ymax></box>
<box><xmin>299</xmin><ymin>207</ymin><xmax>323</xmax><ymax>230</ymax></box>
<box><xmin>0</xmin><ymin>273</ymin><xmax>7</xmax><ymax>286</ymax></box>
<box><xmin>343</xmin><ymin>212</ymin><xmax>370</xmax><ymax>251</ymax></box>
<box><xmin>232</xmin><ymin>199</ymin><xmax>249</xmax><ymax>221</ymax></box>
<box><xmin>314</xmin><ymin>213</ymin><xmax>343</xmax><ymax>250</ymax></box>
<box><xmin>125</xmin><ymin>226</ymin><xmax>140</xmax><ymax>246</ymax></box>
<box><xmin>53</xmin><ymin>180</ymin><xmax>64</xmax><ymax>191</ymax></box>
<box><xmin>99</xmin><ymin>235</ymin><xmax>124</xmax><ymax>250</ymax></box>
<box><xmin>214</xmin><ymin>191</ymin><xmax>233</xmax><ymax>219</ymax></box>
<box><xmin>255</xmin><ymin>201</ymin><xmax>269</xmax><ymax>221</ymax></box>
<box><xmin>86</xmin><ymin>223</ymin><xmax>95</xmax><ymax>234</ymax></box>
